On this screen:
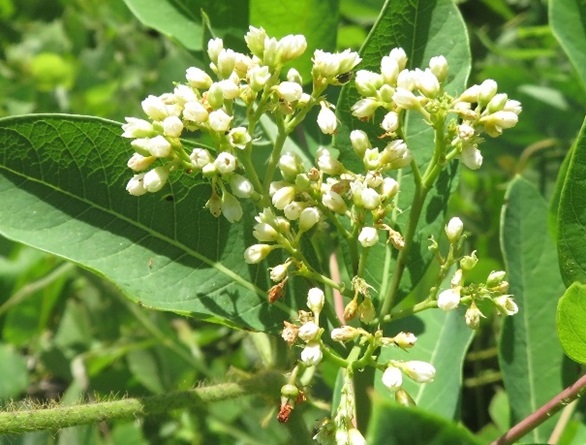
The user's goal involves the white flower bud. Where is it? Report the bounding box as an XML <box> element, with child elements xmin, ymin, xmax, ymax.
<box><xmin>278</xmin><ymin>34</ymin><xmax>307</xmax><ymax>62</ymax></box>
<box><xmin>484</xmin><ymin>110</ymin><xmax>519</xmax><ymax>131</ymax></box>
<box><xmin>216</xmin><ymin>48</ymin><xmax>236</xmax><ymax>78</ymax></box>
<box><xmin>396</xmin><ymin>69</ymin><xmax>415</xmax><ymax>90</ymax></box>
<box><xmin>286</xmin><ymin>67</ymin><xmax>303</xmax><ymax>84</ymax></box>
<box><xmin>186</xmin><ymin>67</ymin><xmax>213</xmax><ymax>89</ymax></box>
<box><xmin>217</xmin><ymin>79</ymin><xmax>240</xmax><ymax>99</ymax></box>
<box><xmin>206</xmin><ymin>83</ymin><xmax>225</xmax><ymax>109</ymax></box>
<box><xmin>248</xmin><ymin>65</ymin><xmax>271</xmax><ymax>91</ymax></box>
<box><xmin>445</xmin><ymin>217</ymin><xmax>464</xmax><ymax>243</ymax></box>
<box><xmin>380</xmin><ymin>177</ymin><xmax>399</xmax><ymax>199</ymax></box>
<box><xmin>278</xmin><ymin>152</ymin><xmax>303</xmax><ymax>181</ymax></box>
<box><xmin>393</xmin><ymin>87</ymin><xmax>419</xmax><ymax>110</ymax></box>
<box><xmin>272</xmin><ymin>185</ymin><xmax>296</xmax><ymax>210</ymax></box>
<box><xmin>461</xmin><ymin>144</ymin><xmax>483</xmax><ymax>170</ymax></box>
<box><xmin>312</xmin><ymin>49</ymin><xmax>340</xmax><ymax>78</ymax></box>
<box><xmin>317</xmin><ymin>103</ymin><xmax>337</xmax><ymax>135</ymax></box>
<box><xmin>350</xmin><ymin>130</ymin><xmax>371</xmax><ymax>156</ymax></box>
<box><xmin>494</xmin><ymin>295</ymin><xmax>519</xmax><ymax>316</ymax></box>
<box><xmin>429</xmin><ymin>55</ymin><xmax>448</xmax><ymax>83</ymax></box>
<box><xmin>298</xmin><ymin>321</ymin><xmax>320</xmax><ymax>342</ymax></box>
<box><xmin>365</xmin><ymin>171</ymin><xmax>383</xmax><ymax>188</ymax></box>
<box><xmin>360</xmin><ymin>188</ymin><xmax>381</xmax><ymax>210</ymax></box>
<box><xmin>300</xmin><ymin>342</ymin><xmax>322</xmax><ymax>366</ymax></box>
<box><xmin>284</xmin><ymin>201</ymin><xmax>304</xmax><ymax>220</ymax></box>
<box><xmin>401</xmin><ymin>360</ymin><xmax>436</xmax><ymax>383</ymax></box>
<box><xmin>122</xmin><ymin>117</ymin><xmax>154</xmax><ymax>138</ymax></box>
<box><xmin>351</xmin><ymin>98</ymin><xmax>379</xmax><ymax>118</ymax></box>
<box><xmin>244</xmin><ymin>26</ymin><xmax>266</xmax><ymax>58</ymax></box>
<box><xmin>126</xmin><ymin>174</ymin><xmax>147</xmax><ymax>196</ymax></box>
<box><xmin>143</xmin><ymin>166</ymin><xmax>169</xmax><ymax>193</ymax></box>
<box><xmin>380</xmin><ymin>56</ymin><xmax>400</xmax><ymax>85</ymax></box>
<box><xmin>299</xmin><ymin>207</ymin><xmax>320</xmax><ymax>232</ymax></box>
<box><xmin>317</xmin><ymin>147</ymin><xmax>343</xmax><ymax>175</ymax></box>
<box><xmin>381</xmin><ymin>111</ymin><xmax>400</xmax><ymax>133</ymax></box>
<box><xmin>322</xmin><ymin>190</ymin><xmax>347</xmax><ymax>213</ymax></box>
<box><xmin>173</xmin><ymin>84</ymin><xmax>198</xmax><ymax>104</ymax></box>
<box><xmin>253</xmin><ymin>222</ymin><xmax>278</xmax><ymax>242</ymax></box>
<box><xmin>331</xmin><ymin>326</ymin><xmax>360</xmax><ymax>343</ymax></box>
<box><xmin>337</xmin><ymin>49</ymin><xmax>362</xmax><ymax>74</ymax></box>
<box><xmin>183</xmin><ymin>101</ymin><xmax>209</xmax><ymax>123</ymax></box>
<box><xmin>262</xmin><ymin>37</ymin><xmax>279</xmax><ymax>67</ymax></box>
<box><xmin>355</xmin><ymin>70</ymin><xmax>383</xmax><ymax>97</ymax></box>
<box><xmin>244</xmin><ymin>244</ymin><xmax>273</xmax><ymax>264</ymax></box>
<box><xmin>141</xmin><ymin>95</ymin><xmax>169</xmax><ymax>121</ymax></box>
<box><xmin>190</xmin><ymin>148</ymin><xmax>213</xmax><ymax>169</ymax></box>
<box><xmin>392</xmin><ymin>331</ymin><xmax>417</xmax><ymax>349</ymax></box>
<box><xmin>230</xmin><ymin>174</ymin><xmax>254</xmax><ymax>198</ymax></box>
<box><xmin>381</xmin><ymin>366</ymin><xmax>403</xmax><ymax>392</ymax></box>
<box><xmin>143</xmin><ymin>136</ymin><xmax>171</xmax><ymax>158</ymax></box>
<box><xmin>228</xmin><ymin>126</ymin><xmax>251</xmax><ymax>149</ymax></box>
<box><xmin>486</xmin><ymin>93</ymin><xmax>508</xmax><ymax>113</ymax></box>
<box><xmin>437</xmin><ymin>288</ymin><xmax>461</xmax><ymax>311</ymax></box>
<box><xmin>504</xmin><ymin>99</ymin><xmax>522</xmax><ymax>115</ymax></box>
<box><xmin>269</xmin><ymin>263</ymin><xmax>288</xmax><ymax>282</ymax></box>
<box><xmin>414</xmin><ymin>68</ymin><xmax>440</xmax><ymax>98</ymax></box>
<box><xmin>451</xmin><ymin>269</ymin><xmax>463</xmax><ymax>287</ymax></box>
<box><xmin>363</xmin><ymin>147</ymin><xmax>381</xmax><ymax>170</ymax></box>
<box><xmin>465</xmin><ymin>304</ymin><xmax>483</xmax><ymax>329</ymax></box>
<box><xmin>221</xmin><ymin>191</ymin><xmax>243</xmax><ymax>223</ymax></box>
<box><xmin>214</xmin><ymin>152</ymin><xmax>237</xmax><ymax>175</ymax></box>
<box><xmin>275</xmin><ymin>81</ymin><xmax>303</xmax><ymax>102</ymax></box>
<box><xmin>358</xmin><ymin>227</ymin><xmax>379</xmax><ymax>247</ymax></box>
<box><xmin>127</xmin><ymin>153</ymin><xmax>155</xmax><ymax>172</ymax></box>
<box><xmin>307</xmin><ymin>287</ymin><xmax>325</xmax><ymax>316</ymax></box>
<box><xmin>162</xmin><ymin>115</ymin><xmax>183</xmax><ymax>138</ymax></box>
<box><xmin>458</xmin><ymin>123</ymin><xmax>475</xmax><ymax>141</ymax></box>
<box><xmin>486</xmin><ymin>270</ymin><xmax>507</xmax><ymax>288</ymax></box>
<box><xmin>388</xmin><ymin>47</ymin><xmax>408</xmax><ymax>70</ymax></box>
<box><xmin>478</xmin><ymin>78</ymin><xmax>498</xmax><ymax>105</ymax></box>
<box><xmin>208</xmin><ymin>109</ymin><xmax>233</xmax><ymax>132</ymax></box>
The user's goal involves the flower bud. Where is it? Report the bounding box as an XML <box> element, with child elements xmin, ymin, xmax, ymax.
<box><xmin>392</xmin><ymin>331</ymin><xmax>417</xmax><ymax>349</ymax></box>
<box><xmin>143</xmin><ymin>166</ymin><xmax>169</xmax><ymax>193</ymax></box>
<box><xmin>317</xmin><ymin>103</ymin><xmax>337</xmax><ymax>135</ymax></box>
<box><xmin>393</xmin><ymin>88</ymin><xmax>419</xmax><ymax>110</ymax></box>
<box><xmin>381</xmin><ymin>111</ymin><xmax>400</xmax><ymax>133</ymax></box>
<box><xmin>486</xmin><ymin>93</ymin><xmax>508</xmax><ymax>113</ymax></box>
<box><xmin>127</xmin><ymin>153</ymin><xmax>155</xmax><ymax>172</ymax></box>
<box><xmin>330</xmin><ymin>326</ymin><xmax>360</xmax><ymax>343</ymax></box>
<box><xmin>307</xmin><ymin>288</ymin><xmax>325</xmax><ymax>317</ymax></box>
<box><xmin>122</xmin><ymin>117</ymin><xmax>154</xmax><ymax>138</ymax></box>
<box><xmin>355</xmin><ymin>70</ymin><xmax>383</xmax><ymax>97</ymax></box>
<box><xmin>186</xmin><ymin>67</ymin><xmax>213</xmax><ymax>89</ymax></box>
<box><xmin>230</xmin><ymin>174</ymin><xmax>254</xmax><ymax>198</ymax></box>
<box><xmin>217</xmin><ymin>79</ymin><xmax>240</xmax><ymax>100</ymax></box>
<box><xmin>206</xmin><ymin>83</ymin><xmax>225</xmax><ymax>109</ymax></box>
<box><xmin>126</xmin><ymin>174</ymin><xmax>147</xmax><ymax>196</ymax></box>
<box><xmin>183</xmin><ymin>100</ymin><xmax>209</xmax><ymax>123</ymax></box>
<box><xmin>380</xmin><ymin>55</ymin><xmax>400</xmax><ymax>84</ymax></box>
<box><xmin>244</xmin><ymin>244</ymin><xmax>273</xmax><ymax>264</ymax></box>
<box><xmin>214</xmin><ymin>152</ymin><xmax>237</xmax><ymax>175</ymax></box>
<box><xmin>360</xmin><ymin>187</ymin><xmax>381</xmax><ymax>210</ymax></box>
<box><xmin>414</xmin><ymin>68</ymin><xmax>440</xmax><ymax>98</ymax></box>
<box><xmin>216</xmin><ymin>48</ymin><xmax>236</xmax><ymax>79</ymax></box>
<box><xmin>286</xmin><ymin>68</ymin><xmax>303</xmax><ymax>84</ymax></box>
<box><xmin>486</xmin><ymin>270</ymin><xmax>507</xmax><ymax>288</ymax></box>
<box><xmin>350</xmin><ymin>130</ymin><xmax>371</xmax><ymax>156</ymax></box>
<box><xmin>299</xmin><ymin>207</ymin><xmax>320</xmax><ymax>232</ymax></box>
<box><xmin>429</xmin><ymin>55</ymin><xmax>448</xmax><ymax>83</ymax></box>
<box><xmin>395</xmin><ymin>388</ymin><xmax>416</xmax><ymax>407</ymax></box>
<box><xmin>280</xmin><ymin>383</ymin><xmax>299</xmax><ymax>400</ymax></box>
<box><xmin>465</xmin><ymin>303</ymin><xmax>483</xmax><ymax>329</ymax></box>
<box><xmin>207</xmin><ymin>38</ymin><xmax>223</xmax><ymax>64</ymax></box>
<box><xmin>478</xmin><ymin>79</ymin><xmax>498</xmax><ymax>105</ymax></box>
<box><xmin>388</xmin><ymin>47</ymin><xmax>408</xmax><ymax>70</ymax></box>
<box><xmin>298</xmin><ymin>321</ymin><xmax>320</xmax><ymax>343</ymax></box>
<box><xmin>275</xmin><ymin>81</ymin><xmax>303</xmax><ymax>102</ymax></box>
<box><xmin>343</xmin><ymin>299</ymin><xmax>358</xmax><ymax>321</ymax></box>
<box><xmin>221</xmin><ymin>191</ymin><xmax>243</xmax><ymax>223</ymax></box>
<box><xmin>445</xmin><ymin>217</ymin><xmax>463</xmax><ymax>243</ymax></box>
<box><xmin>401</xmin><ymin>360</ymin><xmax>436</xmax><ymax>383</ymax></box>
<box><xmin>190</xmin><ymin>148</ymin><xmax>213</xmax><ymax>169</ymax></box>
<box><xmin>493</xmin><ymin>295</ymin><xmax>519</xmax><ymax>316</ymax></box>
<box><xmin>460</xmin><ymin>251</ymin><xmax>478</xmax><ymax>271</ymax></box>
<box><xmin>278</xmin><ymin>34</ymin><xmax>307</xmax><ymax>62</ymax></box>
<box><xmin>162</xmin><ymin>116</ymin><xmax>184</xmax><ymax>138</ymax></box>
<box><xmin>284</xmin><ymin>201</ymin><xmax>304</xmax><ymax>220</ymax></box>
<box><xmin>253</xmin><ymin>222</ymin><xmax>278</xmax><ymax>242</ymax></box>
<box><xmin>278</xmin><ymin>152</ymin><xmax>302</xmax><ymax>182</ymax></box>
<box><xmin>270</xmin><ymin>263</ymin><xmax>289</xmax><ymax>282</ymax></box>
<box><xmin>322</xmin><ymin>190</ymin><xmax>347</xmax><ymax>214</ymax></box>
<box><xmin>244</xmin><ymin>26</ymin><xmax>266</xmax><ymax>58</ymax></box>
<box><xmin>141</xmin><ymin>95</ymin><xmax>169</xmax><ymax>121</ymax></box>
<box><xmin>382</xmin><ymin>366</ymin><xmax>403</xmax><ymax>392</ymax></box>
<box><xmin>208</xmin><ymin>109</ymin><xmax>232</xmax><ymax>132</ymax></box>
<box><xmin>300</xmin><ymin>342</ymin><xmax>322</xmax><ymax>366</ymax></box>
<box><xmin>351</xmin><ymin>98</ymin><xmax>379</xmax><ymax>118</ymax></box>
<box><xmin>248</xmin><ymin>65</ymin><xmax>271</xmax><ymax>91</ymax></box>
<box><xmin>272</xmin><ymin>185</ymin><xmax>296</xmax><ymax>210</ymax></box>
<box><xmin>437</xmin><ymin>288</ymin><xmax>460</xmax><ymax>311</ymax></box>
<box><xmin>363</xmin><ymin>148</ymin><xmax>381</xmax><ymax>170</ymax></box>
<box><xmin>358</xmin><ymin>227</ymin><xmax>378</xmax><ymax>248</ymax></box>
<box><xmin>461</xmin><ymin>145</ymin><xmax>483</xmax><ymax>170</ymax></box>
<box><xmin>381</xmin><ymin>177</ymin><xmax>399</xmax><ymax>200</ymax></box>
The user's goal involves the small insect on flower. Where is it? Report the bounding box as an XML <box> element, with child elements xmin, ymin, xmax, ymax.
<box><xmin>335</xmin><ymin>71</ymin><xmax>354</xmax><ymax>84</ymax></box>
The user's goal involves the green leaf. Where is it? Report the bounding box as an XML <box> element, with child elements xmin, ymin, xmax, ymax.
<box><xmin>499</xmin><ymin>176</ymin><xmax>570</xmax><ymax>443</ymax></box>
<box><xmin>557</xmin><ymin>282</ymin><xmax>586</xmax><ymax>364</ymax></box>
<box><xmin>0</xmin><ymin>344</ymin><xmax>28</xmax><ymax>399</ymax></box>
<box><xmin>334</xmin><ymin>0</ymin><xmax>470</xmax><ymax>304</ymax></box>
<box><xmin>0</xmin><ymin>114</ymin><xmax>301</xmax><ymax>332</ymax></box>
<box><xmin>366</xmin><ymin>401</ymin><xmax>482</xmax><ymax>445</ymax></box>
<box><xmin>123</xmin><ymin>0</ymin><xmax>249</xmax><ymax>52</ymax></box>
<box><xmin>250</xmin><ymin>0</ymin><xmax>339</xmax><ymax>82</ymax></box>
<box><xmin>558</xmin><ymin>116</ymin><xmax>586</xmax><ymax>286</ymax></box>
<box><xmin>550</xmin><ymin>0</ymin><xmax>586</xmax><ymax>90</ymax></box>
<box><xmin>375</xmin><ymin>309</ymin><xmax>474</xmax><ymax>419</ymax></box>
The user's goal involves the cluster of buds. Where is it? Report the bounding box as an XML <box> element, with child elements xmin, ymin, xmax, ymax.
<box><xmin>436</xmin><ymin>217</ymin><xmax>518</xmax><ymax>328</ymax></box>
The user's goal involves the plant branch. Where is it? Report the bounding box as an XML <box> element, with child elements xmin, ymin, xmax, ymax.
<box><xmin>491</xmin><ymin>372</ymin><xmax>586</xmax><ymax>445</ymax></box>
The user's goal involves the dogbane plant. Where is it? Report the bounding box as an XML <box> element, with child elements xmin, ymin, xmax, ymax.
<box><xmin>121</xmin><ymin>26</ymin><xmax>520</xmax><ymax>443</ymax></box>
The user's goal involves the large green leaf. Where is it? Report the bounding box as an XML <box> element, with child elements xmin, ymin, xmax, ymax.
<box><xmin>123</xmin><ymin>0</ymin><xmax>249</xmax><ymax>52</ymax></box>
<box><xmin>334</xmin><ymin>0</ymin><xmax>470</xmax><ymax>305</ymax></box>
<box><xmin>558</xmin><ymin>116</ymin><xmax>586</xmax><ymax>286</ymax></box>
<box><xmin>375</xmin><ymin>309</ymin><xmax>474</xmax><ymax>419</ymax></box>
<box><xmin>366</xmin><ymin>401</ymin><xmax>482</xmax><ymax>445</ymax></box>
<box><xmin>250</xmin><ymin>0</ymin><xmax>339</xmax><ymax>81</ymax></box>
<box><xmin>499</xmin><ymin>176</ymin><xmax>570</xmax><ymax>442</ymax></box>
<box><xmin>557</xmin><ymin>282</ymin><xmax>586</xmax><ymax>364</ymax></box>
<box><xmin>550</xmin><ymin>0</ymin><xmax>586</xmax><ymax>90</ymax></box>
<box><xmin>0</xmin><ymin>114</ymin><xmax>301</xmax><ymax>332</ymax></box>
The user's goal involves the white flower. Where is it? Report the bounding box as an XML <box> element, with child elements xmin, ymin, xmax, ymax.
<box><xmin>248</xmin><ymin>65</ymin><xmax>271</xmax><ymax>91</ymax></box>
<box><xmin>381</xmin><ymin>111</ymin><xmax>400</xmax><ymax>133</ymax></box>
<box><xmin>317</xmin><ymin>147</ymin><xmax>343</xmax><ymax>175</ymax></box>
<box><xmin>244</xmin><ymin>244</ymin><xmax>273</xmax><ymax>264</ymax></box>
<box><xmin>221</xmin><ymin>191</ymin><xmax>243</xmax><ymax>223</ymax></box>
<box><xmin>465</xmin><ymin>304</ymin><xmax>484</xmax><ymax>329</ymax></box>
<box><xmin>322</xmin><ymin>190</ymin><xmax>347</xmax><ymax>213</ymax></box>
<box><xmin>358</xmin><ymin>227</ymin><xmax>379</xmax><ymax>247</ymax></box>
<box><xmin>173</xmin><ymin>84</ymin><xmax>198</xmax><ymax>103</ymax></box>
<box><xmin>190</xmin><ymin>148</ymin><xmax>213</xmax><ymax>169</ymax></box>
<box><xmin>312</xmin><ymin>49</ymin><xmax>340</xmax><ymax>78</ymax></box>
<box><xmin>278</xmin><ymin>34</ymin><xmax>307</xmax><ymax>62</ymax></box>
<box><xmin>298</xmin><ymin>321</ymin><xmax>320</xmax><ymax>342</ymax></box>
<box><xmin>437</xmin><ymin>288</ymin><xmax>461</xmax><ymax>311</ymax></box>
<box><xmin>162</xmin><ymin>116</ymin><xmax>183</xmax><ymax>138</ymax></box>
<box><xmin>381</xmin><ymin>366</ymin><xmax>403</xmax><ymax>392</ymax></box>
<box><xmin>228</xmin><ymin>126</ymin><xmax>251</xmax><ymax>149</ymax></box>
<box><xmin>351</xmin><ymin>98</ymin><xmax>379</xmax><ymax>118</ymax></box>
<box><xmin>244</xmin><ymin>26</ymin><xmax>266</xmax><ymax>58</ymax></box>
<box><xmin>186</xmin><ymin>67</ymin><xmax>213</xmax><ymax>89</ymax></box>
<box><xmin>230</xmin><ymin>174</ymin><xmax>254</xmax><ymax>198</ymax></box>
<box><xmin>350</xmin><ymin>130</ymin><xmax>371</xmax><ymax>156</ymax></box>
<box><xmin>504</xmin><ymin>99</ymin><xmax>522</xmax><ymax>115</ymax></box>
<box><xmin>393</xmin><ymin>87</ymin><xmax>419</xmax><ymax>109</ymax></box>
<box><xmin>217</xmin><ymin>79</ymin><xmax>240</xmax><ymax>99</ymax></box>
<box><xmin>494</xmin><ymin>295</ymin><xmax>519</xmax><ymax>316</ymax></box>
<box><xmin>487</xmin><ymin>93</ymin><xmax>508</xmax><ymax>113</ymax></box>
<box><xmin>278</xmin><ymin>152</ymin><xmax>302</xmax><ymax>180</ymax></box>
<box><xmin>363</xmin><ymin>147</ymin><xmax>381</xmax><ymax>170</ymax></box>
<box><xmin>429</xmin><ymin>55</ymin><xmax>448</xmax><ymax>83</ymax></box>
<box><xmin>253</xmin><ymin>223</ymin><xmax>278</xmax><ymax>242</ymax></box>
<box><xmin>478</xmin><ymin>78</ymin><xmax>498</xmax><ymax>104</ymax></box>
<box><xmin>317</xmin><ymin>103</ymin><xmax>337</xmax><ymax>135</ymax></box>
<box><xmin>396</xmin><ymin>69</ymin><xmax>415</xmax><ymax>90</ymax></box>
<box><xmin>208</xmin><ymin>109</ymin><xmax>233</xmax><ymax>132</ymax></box>
<box><xmin>388</xmin><ymin>47</ymin><xmax>407</xmax><ymax>70</ymax></box>
<box><xmin>127</xmin><ymin>153</ymin><xmax>155</xmax><ymax>172</ymax></box>
<box><xmin>360</xmin><ymin>187</ymin><xmax>381</xmax><ymax>210</ymax></box>
<box><xmin>122</xmin><ymin>117</ymin><xmax>154</xmax><ymax>138</ymax></box>
<box><xmin>401</xmin><ymin>360</ymin><xmax>436</xmax><ymax>383</ymax></box>
<box><xmin>414</xmin><ymin>68</ymin><xmax>440</xmax><ymax>98</ymax></box>
<box><xmin>275</xmin><ymin>81</ymin><xmax>303</xmax><ymax>102</ymax></box>
<box><xmin>216</xmin><ymin>48</ymin><xmax>236</xmax><ymax>78</ymax></box>
<box><xmin>458</xmin><ymin>123</ymin><xmax>475</xmax><ymax>141</ymax></box>
<box><xmin>300</xmin><ymin>342</ymin><xmax>322</xmax><ymax>366</ymax></box>
<box><xmin>298</xmin><ymin>207</ymin><xmax>320</xmax><ymax>232</ymax></box>
<box><xmin>144</xmin><ymin>135</ymin><xmax>171</xmax><ymax>158</ymax></box>
<box><xmin>183</xmin><ymin>101</ymin><xmax>209</xmax><ymax>123</ymax></box>
<box><xmin>461</xmin><ymin>144</ymin><xmax>483</xmax><ymax>170</ymax></box>
<box><xmin>126</xmin><ymin>174</ymin><xmax>147</xmax><ymax>196</ymax></box>
<box><xmin>269</xmin><ymin>263</ymin><xmax>288</xmax><ymax>282</ymax></box>
<box><xmin>272</xmin><ymin>185</ymin><xmax>296</xmax><ymax>210</ymax></box>
<box><xmin>338</xmin><ymin>49</ymin><xmax>362</xmax><ymax>74</ymax></box>
<box><xmin>214</xmin><ymin>152</ymin><xmax>237</xmax><ymax>175</ymax></box>
<box><xmin>380</xmin><ymin>177</ymin><xmax>399</xmax><ymax>199</ymax></box>
<box><xmin>284</xmin><ymin>201</ymin><xmax>304</xmax><ymax>220</ymax></box>
<box><xmin>330</xmin><ymin>326</ymin><xmax>360</xmax><ymax>343</ymax></box>
<box><xmin>348</xmin><ymin>429</ymin><xmax>367</xmax><ymax>445</ymax></box>
<box><xmin>392</xmin><ymin>331</ymin><xmax>417</xmax><ymax>349</ymax></box>
<box><xmin>143</xmin><ymin>166</ymin><xmax>169</xmax><ymax>193</ymax></box>
<box><xmin>141</xmin><ymin>95</ymin><xmax>169</xmax><ymax>121</ymax></box>
<box><xmin>307</xmin><ymin>288</ymin><xmax>325</xmax><ymax>316</ymax></box>
<box><xmin>445</xmin><ymin>217</ymin><xmax>464</xmax><ymax>243</ymax></box>
<box><xmin>355</xmin><ymin>70</ymin><xmax>383</xmax><ymax>96</ymax></box>
<box><xmin>286</xmin><ymin>68</ymin><xmax>302</xmax><ymax>84</ymax></box>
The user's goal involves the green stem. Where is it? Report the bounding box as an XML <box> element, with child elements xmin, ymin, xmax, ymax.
<box><xmin>262</xmin><ymin>115</ymin><xmax>288</xmax><ymax>196</ymax></box>
<box><xmin>0</xmin><ymin>372</ymin><xmax>284</xmax><ymax>434</ymax></box>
